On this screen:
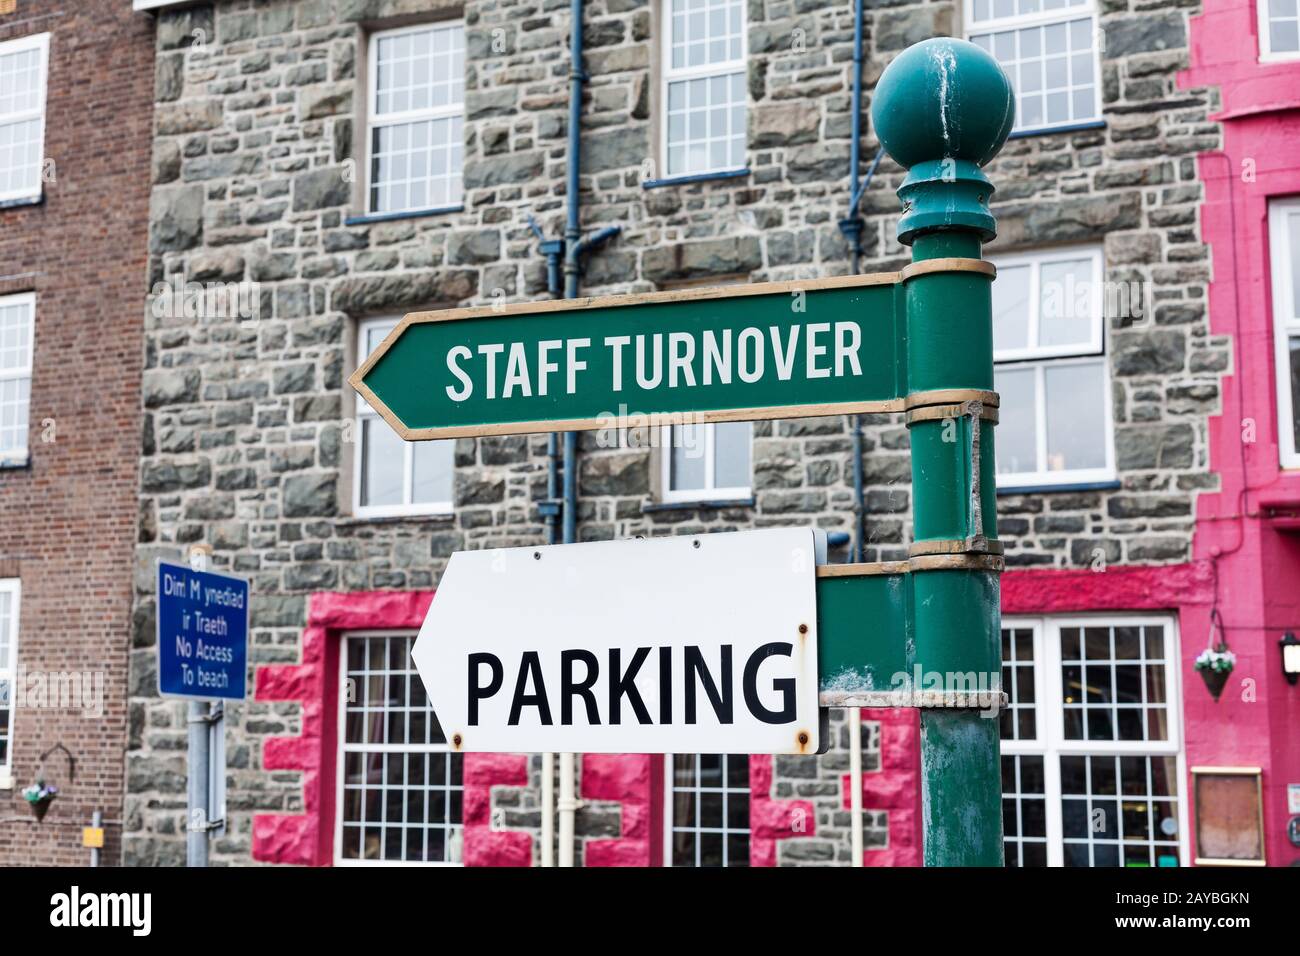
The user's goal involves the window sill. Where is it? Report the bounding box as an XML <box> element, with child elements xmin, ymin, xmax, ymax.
<box><xmin>133</xmin><ymin>0</ymin><xmax>204</xmax><ymax>10</ymax></box>
<box><xmin>642</xmin><ymin>496</ymin><xmax>755</xmax><ymax>512</ymax></box>
<box><xmin>343</xmin><ymin>205</ymin><xmax>464</xmax><ymax>227</ymax></box>
<box><xmin>642</xmin><ymin>168</ymin><xmax>749</xmax><ymax>190</ymax></box>
<box><xmin>0</xmin><ymin>771</ymin><xmax>9</xmax><ymax>791</ymax></box>
<box><xmin>996</xmin><ymin>479</ymin><xmax>1121</xmax><ymax>496</ymax></box>
<box><xmin>1007</xmin><ymin>120</ymin><xmax>1106</xmax><ymax>140</ymax></box>
<box><xmin>338</xmin><ymin>511</ymin><xmax>457</xmax><ymax>527</ymax></box>
<box><xmin>0</xmin><ymin>193</ymin><xmax>44</xmax><ymax>211</ymax></box>
<box><xmin>0</xmin><ymin>453</ymin><xmax>31</xmax><ymax>471</ymax></box>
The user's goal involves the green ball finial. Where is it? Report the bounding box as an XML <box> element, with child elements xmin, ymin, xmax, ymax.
<box><xmin>870</xmin><ymin>38</ymin><xmax>1015</xmax><ymax>244</ymax></box>
<box><xmin>872</xmin><ymin>37</ymin><xmax>1015</xmax><ymax>169</ymax></box>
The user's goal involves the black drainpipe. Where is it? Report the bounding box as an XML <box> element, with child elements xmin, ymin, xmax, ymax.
<box><xmin>533</xmin><ymin>1</ymin><xmax>621</xmax><ymax>546</ymax></box>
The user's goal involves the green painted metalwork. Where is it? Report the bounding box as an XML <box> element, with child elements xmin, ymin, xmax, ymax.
<box><xmin>816</xmin><ymin>569</ymin><xmax>998</xmax><ymax>703</ymax></box>
<box><xmin>919</xmin><ymin>710</ymin><xmax>1004</xmax><ymax>865</ymax></box>
<box><xmin>816</xmin><ymin>573</ymin><xmax>913</xmax><ymax>696</ymax></box>
<box><xmin>872</xmin><ymin>36</ymin><xmax>1014</xmax><ymax>867</ymax></box>
<box><xmin>870</xmin><ymin>41</ymin><xmax>1014</xmax><ymax>245</ymax></box>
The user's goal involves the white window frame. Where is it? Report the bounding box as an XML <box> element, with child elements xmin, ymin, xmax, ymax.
<box><xmin>658</xmin><ymin>421</ymin><xmax>752</xmax><ymax>504</ymax></box>
<box><xmin>0</xmin><ymin>292</ymin><xmax>35</xmax><ymax>466</ymax></box>
<box><xmin>662</xmin><ymin>753</ymin><xmax>751</xmax><ymax>867</ymax></box>
<box><xmin>365</xmin><ymin>21</ymin><xmax>465</xmax><ymax>216</ymax></box>
<box><xmin>353</xmin><ymin>317</ymin><xmax>455</xmax><ymax>518</ymax></box>
<box><xmin>334</xmin><ymin>629</ymin><xmax>463</xmax><ymax>867</ymax></box>
<box><xmin>659</xmin><ymin>0</ymin><xmax>749</xmax><ymax>180</ymax></box>
<box><xmin>990</xmin><ymin>246</ymin><xmax>1116</xmax><ymax>488</ymax></box>
<box><xmin>1001</xmin><ymin>614</ymin><xmax>1190</xmax><ymax>868</ymax></box>
<box><xmin>0</xmin><ymin>32</ymin><xmax>49</xmax><ymax>204</ymax></box>
<box><xmin>0</xmin><ymin>578</ymin><xmax>20</xmax><ymax>790</ymax></box>
<box><xmin>1259</xmin><ymin>0</ymin><xmax>1300</xmax><ymax>62</ymax></box>
<box><xmin>1269</xmin><ymin>198</ymin><xmax>1300</xmax><ymax>468</ymax></box>
<box><xmin>965</xmin><ymin>0</ymin><xmax>1102</xmax><ymax>135</ymax></box>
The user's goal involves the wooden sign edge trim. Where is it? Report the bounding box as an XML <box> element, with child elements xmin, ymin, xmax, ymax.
<box><xmin>358</xmin><ymin>396</ymin><xmax>905</xmax><ymax>441</ymax></box>
<box><xmin>815</xmin><ymin>553</ymin><xmax>1004</xmax><ymax>576</ymax></box>
<box><xmin>349</xmin><ymin>260</ymin><xmax>995</xmax><ymax>440</ymax></box>
<box><xmin>399</xmin><ymin>270</ymin><xmax>898</xmax><ymax>329</ymax></box>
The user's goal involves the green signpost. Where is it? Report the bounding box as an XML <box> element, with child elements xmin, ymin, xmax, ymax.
<box><xmin>351</xmin><ymin>36</ymin><xmax>1016</xmax><ymax>867</ymax></box>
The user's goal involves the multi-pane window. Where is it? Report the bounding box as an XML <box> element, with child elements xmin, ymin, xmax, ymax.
<box><xmin>1001</xmin><ymin>625</ymin><xmax>1038</xmax><ymax>741</ymax></box>
<box><xmin>0</xmin><ymin>33</ymin><xmax>48</xmax><ymax>204</ymax></box>
<box><xmin>660</xmin><ymin>421</ymin><xmax>752</xmax><ymax>503</ymax></box>
<box><xmin>1002</xmin><ymin>754</ymin><xmax>1047</xmax><ymax>866</ymax></box>
<box><xmin>336</xmin><ymin>632</ymin><xmax>463</xmax><ymax>865</ymax></box>
<box><xmin>1269</xmin><ymin>199</ymin><xmax>1300</xmax><ymax>468</ymax></box>
<box><xmin>354</xmin><ymin>319</ymin><xmax>456</xmax><ymax>516</ymax></box>
<box><xmin>1059</xmin><ymin>621</ymin><xmax>1172</xmax><ymax>742</ymax></box>
<box><xmin>367</xmin><ymin>22</ymin><xmax>464</xmax><ymax>215</ymax></box>
<box><xmin>665</xmin><ymin>753</ymin><xmax>750</xmax><ymax>866</ymax></box>
<box><xmin>0</xmin><ymin>293</ymin><xmax>34</xmax><ymax>464</ymax></box>
<box><xmin>1000</xmin><ymin>617</ymin><xmax>1186</xmax><ymax>868</ymax></box>
<box><xmin>990</xmin><ymin>246</ymin><xmax>1114</xmax><ymax>488</ymax></box>
<box><xmin>967</xmin><ymin>0</ymin><xmax>1100</xmax><ymax>133</ymax></box>
<box><xmin>662</xmin><ymin>0</ymin><xmax>747</xmax><ymax>178</ymax></box>
<box><xmin>1260</xmin><ymin>0</ymin><xmax>1300</xmax><ymax>58</ymax></box>
<box><xmin>1059</xmin><ymin>753</ymin><xmax>1180</xmax><ymax>867</ymax></box>
<box><xmin>0</xmin><ymin>579</ymin><xmax>20</xmax><ymax>788</ymax></box>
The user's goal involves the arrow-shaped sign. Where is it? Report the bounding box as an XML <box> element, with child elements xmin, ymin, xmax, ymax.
<box><xmin>350</xmin><ymin>274</ymin><xmax>905</xmax><ymax>441</ymax></box>
<box><xmin>412</xmin><ymin>528</ymin><xmax>824</xmax><ymax>754</ymax></box>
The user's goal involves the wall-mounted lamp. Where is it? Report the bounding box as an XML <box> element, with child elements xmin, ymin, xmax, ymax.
<box><xmin>1281</xmin><ymin>632</ymin><xmax>1300</xmax><ymax>686</ymax></box>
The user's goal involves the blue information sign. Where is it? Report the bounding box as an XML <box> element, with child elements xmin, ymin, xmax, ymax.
<box><xmin>157</xmin><ymin>562</ymin><xmax>249</xmax><ymax>700</ymax></box>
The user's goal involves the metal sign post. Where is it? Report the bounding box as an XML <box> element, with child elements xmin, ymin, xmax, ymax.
<box><xmin>871</xmin><ymin>38</ymin><xmax>1015</xmax><ymax>866</ymax></box>
<box><xmin>350</xmin><ymin>37</ymin><xmax>1015</xmax><ymax>866</ymax></box>
<box><xmin>185</xmin><ymin>700</ymin><xmax>211</xmax><ymax>867</ymax></box>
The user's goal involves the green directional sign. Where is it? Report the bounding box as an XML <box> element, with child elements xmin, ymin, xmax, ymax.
<box><xmin>350</xmin><ymin>275</ymin><xmax>920</xmax><ymax>440</ymax></box>
<box><xmin>350</xmin><ymin>267</ymin><xmax>998</xmax><ymax>440</ymax></box>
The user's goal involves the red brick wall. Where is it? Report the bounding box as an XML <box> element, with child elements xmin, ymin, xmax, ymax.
<box><xmin>0</xmin><ymin>0</ymin><xmax>153</xmax><ymax>865</ymax></box>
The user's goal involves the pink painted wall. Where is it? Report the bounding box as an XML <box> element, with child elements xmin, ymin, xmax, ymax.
<box><xmin>463</xmin><ymin>753</ymin><xmax>533</xmax><ymax>867</ymax></box>
<box><xmin>252</xmin><ymin>590</ymin><xmax>534</xmax><ymax>867</ymax></box>
<box><xmin>577</xmin><ymin>752</ymin><xmax>818</xmax><ymax>867</ymax></box>
<box><xmin>585</xmin><ymin>710</ymin><xmax>920</xmax><ymax>868</ymax></box>
<box><xmin>748</xmin><ymin>754</ymin><xmax>817</xmax><ymax>866</ymax></box>
<box><xmin>1178</xmin><ymin>0</ymin><xmax>1300</xmax><ymax>867</ymax></box>
<box><xmin>582</xmin><ymin>754</ymin><xmax>662</xmax><ymax>866</ymax></box>
<box><xmin>841</xmin><ymin>708</ymin><xmax>921</xmax><ymax>867</ymax></box>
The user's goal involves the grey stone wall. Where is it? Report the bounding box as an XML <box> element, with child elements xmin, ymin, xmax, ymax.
<box><xmin>775</xmin><ymin>710</ymin><xmax>890</xmax><ymax>865</ymax></box>
<box><xmin>127</xmin><ymin>0</ymin><xmax>1223</xmax><ymax>865</ymax></box>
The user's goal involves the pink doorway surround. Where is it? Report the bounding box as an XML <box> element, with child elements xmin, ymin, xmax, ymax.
<box><xmin>252</xmin><ymin>590</ymin><xmax>531</xmax><ymax>867</ymax></box>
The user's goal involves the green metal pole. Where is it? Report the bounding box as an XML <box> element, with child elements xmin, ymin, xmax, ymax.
<box><xmin>872</xmin><ymin>38</ymin><xmax>1015</xmax><ymax>866</ymax></box>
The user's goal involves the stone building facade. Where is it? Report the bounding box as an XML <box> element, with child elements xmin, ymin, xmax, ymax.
<box><xmin>0</xmin><ymin>0</ymin><xmax>154</xmax><ymax>866</ymax></box>
<box><xmin>126</xmin><ymin>0</ymin><xmax>1238</xmax><ymax>867</ymax></box>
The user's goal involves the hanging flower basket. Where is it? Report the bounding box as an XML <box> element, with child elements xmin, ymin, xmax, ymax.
<box><xmin>22</xmin><ymin>779</ymin><xmax>58</xmax><ymax>822</ymax></box>
<box><xmin>1194</xmin><ymin>645</ymin><xmax>1236</xmax><ymax>702</ymax></box>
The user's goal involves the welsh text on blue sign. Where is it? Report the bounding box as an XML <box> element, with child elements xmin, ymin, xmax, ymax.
<box><xmin>156</xmin><ymin>562</ymin><xmax>250</xmax><ymax>701</ymax></box>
